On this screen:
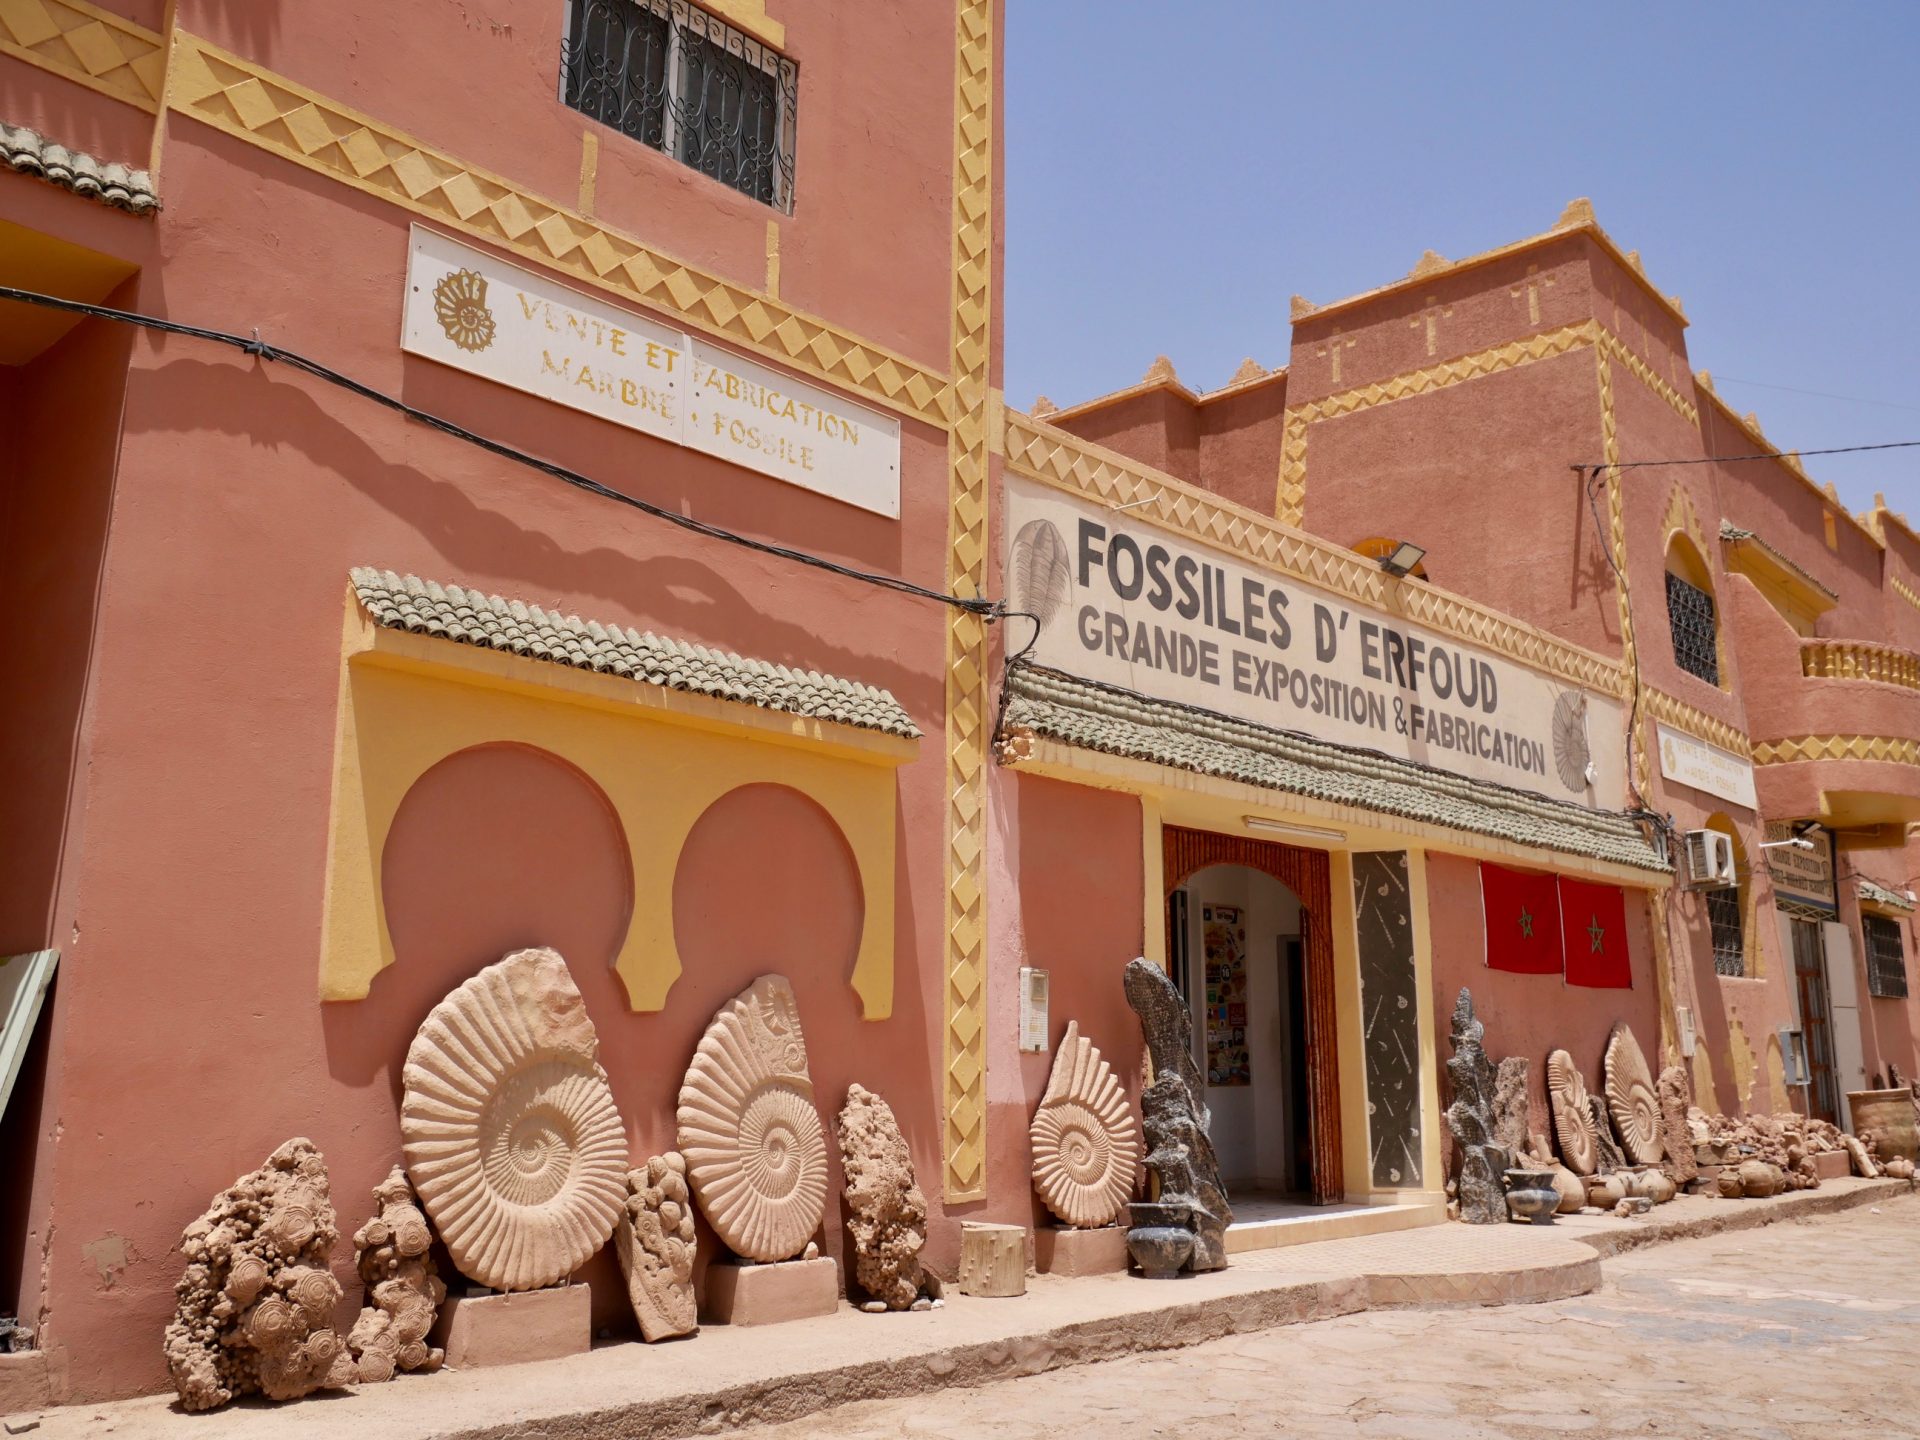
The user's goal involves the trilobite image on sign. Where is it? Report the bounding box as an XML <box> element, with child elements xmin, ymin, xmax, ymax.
<box><xmin>1552</xmin><ymin>691</ymin><xmax>1592</xmax><ymax>793</ymax></box>
<box><xmin>1604</xmin><ymin>1022</ymin><xmax>1664</xmax><ymax>1165</ymax></box>
<box><xmin>1009</xmin><ymin>517</ymin><xmax>1073</xmax><ymax>634</ymax></box>
<box><xmin>677</xmin><ymin>975</ymin><xmax>830</xmax><ymax>1263</ymax></box>
<box><xmin>1030</xmin><ymin>1021</ymin><xmax>1140</xmax><ymax>1227</ymax></box>
<box><xmin>401</xmin><ymin>948</ymin><xmax>628</xmax><ymax>1292</ymax></box>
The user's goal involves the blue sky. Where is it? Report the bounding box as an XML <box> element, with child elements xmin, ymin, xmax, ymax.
<box><xmin>1004</xmin><ymin>3</ymin><xmax>1920</xmax><ymax>517</ymax></box>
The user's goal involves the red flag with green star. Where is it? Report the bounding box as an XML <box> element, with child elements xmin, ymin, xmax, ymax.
<box><xmin>1559</xmin><ymin>877</ymin><xmax>1631</xmax><ymax>989</ymax></box>
<box><xmin>1480</xmin><ymin>863</ymin><xmax>1562</xmax><ymax>975</ymax></box>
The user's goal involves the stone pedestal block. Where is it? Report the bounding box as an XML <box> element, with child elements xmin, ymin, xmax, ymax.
<box><xmin>1811</xmin><ymin>1149</ymin><xmax>1851</xmax><ymax>1181</ymax></box>
<box><xmin>958</xmin><ymin>1221</ymin><xmax>1028</xmax><ymax>1297</ymax></box>
<box><xmin>702</xmin><ymin>1256</ymin><xmax>839</xmax><ymax>1326</ymax></box>
<box><xmin>0</xmin><ymin>1351</ymin><xmax>52</xmax><ymax>1418</ymax></box>
<box><xmin>431</xmin><ymin>1285</ymin><xmax>591</xmax><ymax>1369</ymax></box>
<box><xmin>1034</xmin><ymin>1225</ymin><xmax>1129</xmax><ymax>1277</ymax></box>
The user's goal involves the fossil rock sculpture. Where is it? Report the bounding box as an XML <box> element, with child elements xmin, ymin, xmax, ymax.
<box><xmin>1603</xmin><ymin>1023</ymin><xmax>1663</xmax><ymax>1165</ymax></box>
<box><xmin>1444</xmin><ymin>990</ymin><xmax>1509</xmax><ymax>1224</ymax></box>
<box><xmin>614</xmin><ymin>1153</ymin><xmax>698</xmax><ymax>1341</ymax></box>
<box><xmin>1030</xmin><ymin>1021</ymin><xmax>1141</xmax><ymax>1228</ymax></box>
<box><xmin>347</xmin><ymin>1166</ymin><xmax>445</xmax><ymax>1382</ymax></box>
<box><xmin>1656</xmin><ymin>1065</ymin><xmax>1698</xmax><ymax>1184</ymax></box>
<box><xmin>1588</xmin><ymin>1095</ymin><xmax>1627</xmax><ymax>1173</ymax></box>
<box><xmin>401</xmin><ymin>947</ymin><xmax>628</xmax><ymax>1292</ymax></box>
<box><xmin>836</xmin><ymin>1084</ymin><xmax>927</xmax><ymax>1310</ymax></box>
<box><xmin>1492</xmin><ymin>1057</ymin><xmax>1531</xmax><ymax>1162</ymax></box>
<box><xmin>1547</xmin><ymin>1049</ymin><xmax>1601</xmax><ymax>1175</ymax></box>
<box><xmin>678</xmin><ymin>974</ymin><xmax>829</xmax><ymax>1262</ymax></box>
<box><xmin>1123</xmin><ymin>958</ymin><xmax>1231</xmax><ymax>1271</ymax></box>
<box><xmin>164</xmin><ymin>1138</ymin><xmax>356</xmax><ymax>1412</ymax></box>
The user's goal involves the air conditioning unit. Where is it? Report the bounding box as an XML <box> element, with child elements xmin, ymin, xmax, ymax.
<box><xmin>1682</xmin><ymin>829</ymin><xmax>1737</xmax><ymax>890</ymax></box>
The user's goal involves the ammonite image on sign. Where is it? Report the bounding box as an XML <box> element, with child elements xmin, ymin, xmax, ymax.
<box><xmin>677</xmin><ymin>974</ymin><xmax>829</xmax><ymax>1262</ymax></box>
<box><xmin>1604</xmin><ymin>1022</ymin><xmax>1664</xmax><ymax>1165</ymax></box>
<box><xmin>1008</xmin><ymin>517</ymin><xmax>1073</xmax><ymax>633</ymax></box>
<box><xmin>432</xmin><ymin>268</ymin><xmax>496</xmax><ymax>353</ymax></box>
<box><xmin>1552</xmin><ymin>691</ymin><xmax>1592</xmax><ymax>793</ymax></box>
<box><xmin>400</xmin><ymin>948</ymin><xmax>627</xmax><ymax>1292</ymax></box>
<box><xmin>1546</xmin><ymin>1048</ymin><xmax>1601</xmax><ymax>1176</ymax></box>
<box><xmin>1030</xmin><ymin>1021</ymin><xmax>1140</xmax><ymax>1228</ymax></box>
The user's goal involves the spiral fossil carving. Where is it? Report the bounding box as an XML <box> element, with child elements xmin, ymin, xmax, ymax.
<box><xmin>1547</xmin><ymin>1048</ymin><xmax>1601</xmax><ymax>1176</ymax></box>
<box><xmin>677</xmin><ymin>974</ymin><xmax>829</xmax><ymax>1262</ymax></box>
<box><xmin>400</xmin><ymin>947</ymin><xmax>628</xmax><ymax>1292</ymax></box>
<box><xmin>1029</xmin><ymin>1021</ymin><xmax>1139</xmax><ymax>1227</ymax></box>
<box><xmin>1604</xmin><ymin>1022</ymin><xmax>1664</xmax><ymax>1165</ymax></box>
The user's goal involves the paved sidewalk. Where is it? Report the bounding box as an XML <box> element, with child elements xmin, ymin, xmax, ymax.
<box><xmin>9</xmin><ymin>1178</ymin><xmax>1908</xmax><ymax>1440</ymax></box>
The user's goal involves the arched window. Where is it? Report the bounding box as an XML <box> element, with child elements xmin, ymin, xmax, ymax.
<box><xmin>1704</xmin><ymin>813</ymin><xmax>1746</xmax><ymax>977</ymax></box>
<box><xmin>1665</xmin><ymin>537</ymin><xmax>1720</xmax><ymax>685</ymax></box>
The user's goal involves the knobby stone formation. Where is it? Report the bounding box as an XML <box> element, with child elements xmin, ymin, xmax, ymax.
<box><xmin>1547</xmin><ymin>1049</ymin><xmax>1601</xmax><ymax>1175</ymax></box>
<box><xmin>1443</xmin><ymin>989</ymin><xmax>1508</xmax><ymax>1224</ymax></box>
<box><xmin>164</xmin><ymin>1139</ymin><xmax>355</xmax><ymax>1412</ymax></box>
<box><xmin>1656</xmin><ymin>1066</ymin><xmax>1698</xmax><ymax>1183</ymax></box>
<box><xmin>1588</xmin><ymin>1095</ymin><xmax>1628</xmax><ymax>1173</ymax></box>
<box><xmin>1603</xmin><ymin>1022</ymin><xmax>1664</xmax><ymax>1165</ymax></box>
<box><xmin>836</xmin><ymin>1084</ymin><xmax>928</xmax><ymax>1310</ymax></box>
<box><xmin>402</xmin><ymin>947</ymin><xmax>628</xmax><ymax>1291</ymax></box>
<box><xmin>347</xmin><ymin>1166</ymin><xmax>445</xmax><ymax>1382</ymax></box>
<box><xmin>1491</xmin><ymin>1057</ymin><xmax>1531</xmax><ymax>1162</ymax></box>
<box><xmin>615</xmin><ymin>1153</ymin><xmax>698</xmax><ymax>1341</ymax></box>
<box><xmin>1030</xmin><ymin>1020</ymin><xmax>1141</xmax><ymax>1228</ymax></box>
<box><xmin>678</xmin><ymin>974</ymin><xmax>829</xmax><ymax>1262</ymax></box>
<box><xmin>1123</xmin><ymin>958</ymin><xmax>1231</xmax><ymax>1270</ymax></box>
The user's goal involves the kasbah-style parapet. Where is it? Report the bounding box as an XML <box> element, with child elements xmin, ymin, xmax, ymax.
<box><xmin>1</xmin><ymin>0</ymin><xmax>1917</xmax><ymax>1418</ymax></box>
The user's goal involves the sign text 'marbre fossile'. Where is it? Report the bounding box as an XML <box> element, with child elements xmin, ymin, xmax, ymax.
<box><xmin>1005</xmin><ymin>476</ymin><xmax>1627</xmax><ymax>809</ymax></box>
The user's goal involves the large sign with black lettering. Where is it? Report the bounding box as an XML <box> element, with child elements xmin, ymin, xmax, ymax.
<box><xmin>1005</xmin><ymin>476</ymin><xmax>1625</xmax><ymax>808</ymax></box>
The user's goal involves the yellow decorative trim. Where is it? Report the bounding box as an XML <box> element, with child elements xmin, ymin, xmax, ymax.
<box><xmin>940</xmin><ymin>0</ymin><xmax>993</xmax><ymax>1203</ymax></box>
<box><xmin>1003</xmin><ymin>411</ymin><xmax>1630</xmax><ymax>698</ymax></box>
<box><xmin>164</xmin><ymin>31</ymin><xmax>952</xmax><ymax>428</ymax></box>
<box><xmin>1595</xmin><ymin>351</ymin><xmax>1646</xmax><ymax>795</ymax></box>
<box><xmin>1753</xmin><ymin>734</ymin><xmax>1920</xmax><ymax>767</ymax></box>
<box><xmin>1642</xmin><ymin>687</ymin><xmax>1752</xmax><ymax>758</ymax></box>
<box><xmin>0</xmin><ymin>0</ymin><xmax>164</xmax><ymax>111</ymax></box>
<box><xmin>698</xmin><ymin>0</ymin><xmax>784</xmax><ymax>49</ymax></box>
<box><xmin>1597</xmin><ymin>329</ymin><xmax>1698</xmax><ymax>427</ymax></box>
<box><xmin>1802</xmin><ymin>640</ymin><xmax>1920</xmax><ymax>691</ymax></box>
<box><xmin>1661</xmin><ymin>481</ymin><xmax>1709</xmax><ymax>561</ymax></box>
<box><xmin>1893</xmin><ymin>576</ymin><xmax>1920</xmax><ymax>615</ymax></box>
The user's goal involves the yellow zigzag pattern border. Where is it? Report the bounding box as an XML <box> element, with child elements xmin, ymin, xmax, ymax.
<box><xmin>1642</xmin><ymin>687</ymin><xmax>1752</xmax><ymax>759</ymax></box>
<box><xmin>940</xmin><ymin>0</ymin><xmax>993</xmax><ymax>1204</ymax></box>
<box><xmin>0</xmin><ymin>0</ymin><xmax>163</xmax><ymax>111</ymax></box>
<box><xmin>1752</xmin><ymin>734</ymin><xmax>1920</xmax><ymax>767</ymax></box>
<box><xmin>1892</xmin><ymin>576</ymin><xmax>1920</xmax><ymax>616</ymax></box>
<box><xmin>153</xmin><ymin>32</ymin><xmax>952</xmax><ymax>428</ymax></box>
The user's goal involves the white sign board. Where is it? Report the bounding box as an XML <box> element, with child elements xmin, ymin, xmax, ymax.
<box><xmin>1656</xmin><ymin>724</ymin><xmax>1758</xmax><ymax>810</ymax></box>
<box><xmin>1005</xmin><ymin>476</ymin><xmax>1626</xmax><ymax>808</ymax></box>
<box><xmin>401</xmin><ymin>227</ymin><xmax>902</xmax><ymax>517</ymax></box>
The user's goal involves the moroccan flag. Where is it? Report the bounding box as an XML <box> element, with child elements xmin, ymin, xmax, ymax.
<box><xmin>1481</xmin><ymin>863</ymin><xmax>1563</xmax><ymax>974</ymax></box>
<box><xmin>1559</xmin><ymin>877</ymin><xmax>1632</xmax><ymax>989</ymax></box>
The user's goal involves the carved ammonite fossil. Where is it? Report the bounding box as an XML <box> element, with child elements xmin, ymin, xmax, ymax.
<box><xmin>400</xmin><ymin>948</ymin><xmax>627</xmax><ymax>1292</ymax></box>
<box><xmin>1030</xmin><ymin>1021</ymin><xmax>1140</xmax><ymax>1227</ymax></box>
<box><xmin>677</xmin><ymin>975</ymin><xmax>829</xmax><ymax>1262</ymax></box>
<box><xmin>1551</xmin><ymin>691</ymin><xmax>1593</xmax><ymax>793</ymax></box>
<box><xmin>1546</xmin><ymin>1048</ymin><xmax>1601</xmax><ymax>1176</ymax></box>
<box><xmin>1604</xmin><ymin>1022</ymin><xmax>1665</xmax><ymax>1165</ymax></box>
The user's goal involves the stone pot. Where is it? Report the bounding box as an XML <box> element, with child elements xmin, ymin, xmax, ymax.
<box><xmin>1126</xmin><ymin>1202</ymin><xmax>1194</xmax><ymax>1279</ymax></box>
<box><xmin>1502</xmin><ymin>1168</ymin><xmax>1559</xmax><ymax>1226</ymax></box>
<box><xmin>1846</xmin><ymin>1089</ymin><xmax>1920</xmax><ymax>1162</ymax></box>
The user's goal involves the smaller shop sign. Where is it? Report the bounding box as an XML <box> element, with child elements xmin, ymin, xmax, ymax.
<box><xmin>1766</xmin><ymin>821</ymin><xmax>1836</xmax><ymax>917</ymax></box>
<box><xmin>1655</xmin><ymin>724</ymin><xmax>1757</xmax><ymax>810</ymax></box>
<box><xmin>401</xmin><ymin>227</ymin><xmax>902</xmax><ymax>517</ymax></box>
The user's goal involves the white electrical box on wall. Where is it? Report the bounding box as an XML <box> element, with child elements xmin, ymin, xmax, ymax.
<box><xmin>1019</xmin><ymin>967</ymin><xmax>1049</xmax><ymax>1053</ymax></box>
<box><xmin>1677</xmin><ymin>1004</ymin><xmax>1697</xmax><ymax>1058</ymax></box>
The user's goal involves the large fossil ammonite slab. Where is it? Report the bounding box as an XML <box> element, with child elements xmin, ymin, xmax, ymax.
<box><xmin>1604</xmin><ymin>1022</ymin><xmax>1664</xmax><ymax>1165</ymax></box>
<box><xmin>677</xmin><ymin>974</ymin><xmax>828</xmax><ymax>1262</ymax></box>
<box><xmin>1030</xmin><ymin>1021</ymin><xmax>1140</xmax><ymax>1228</ymax></box>
<box><xmin>1547</xmin><ymin>1048</ymin><xmax>1601</xmax><ymax>1176</ymax></box>
<box><xmin>401</xmin><ymin>947</ymin><xmax>627</xmax><ymax>1292</ymax></box>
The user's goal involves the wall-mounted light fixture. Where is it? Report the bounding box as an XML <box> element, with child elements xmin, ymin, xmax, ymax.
<box><xmin>1759</xmin><ymin>837</ymin><xmax>1815</xmax><ymax>852</ymax></box>
<box><xmin>1242</xmin><ymin>815</ymin><xmax>1348</xmax><ymax>842</ymax></box>
<box><xmin>1378</xmin><ymin>540</ymin><xmax>1428</xmax><ymax>577</ymax></box>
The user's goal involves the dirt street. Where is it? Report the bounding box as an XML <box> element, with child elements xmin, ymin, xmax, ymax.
<box><xmin>754</xmin><ymin>1203</ymin><xmax>1920</xmax><ymax>1439</ymax></box>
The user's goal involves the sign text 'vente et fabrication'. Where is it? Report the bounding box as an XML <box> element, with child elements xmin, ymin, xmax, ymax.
<box><xmin>400</xmin><ymin>227</ymin><xmax>902</xmax><ymax>518</ymax></box>
<box><xmin>1005</xmin><ymin>476</ymin><xmax>1627</xmax><ymax>809</ymax></box>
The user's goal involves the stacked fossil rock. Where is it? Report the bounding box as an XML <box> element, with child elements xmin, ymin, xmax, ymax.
<box><xmin>1443</xmin><ymin>990</ymin><xmax>1509</xmax><ymax>1225</ymax></box>
<box><xmin>1686</xmin><ymin>1107</ymin><xmax>1856</xmax><ymax>1193</ymax></box>
<box><xmin>836</xmin><ymin>1084</ymin><xmax>931</xmax><ymax>1311</ymax></box>
<box><xmin>616</xmin><ymin>1153</ymin><xmax>699</xmax><ymax>1340</ymax></box>
<box><xmin>347</xmin><ymin>1167</ymin><xmax>445</xmax><ymax>1381</ymax></box>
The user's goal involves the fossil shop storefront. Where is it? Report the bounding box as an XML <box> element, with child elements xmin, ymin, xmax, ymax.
<box><xmin>996</xmin><ymin>471</ymin><xmax>1669</xmax><ymax>1243</ymax></box>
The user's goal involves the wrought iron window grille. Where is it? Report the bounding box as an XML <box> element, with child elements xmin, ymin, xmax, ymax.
<box><xmin>1665</xmin><ymin>571</ymin><xmax>1720</xmax><ymax>685</ymax></box>
<box><xmin>562</xmin><ymin>0</ymin><xmax>798</xmax><ymax>212</ymax></box>
<box><xmin>1707</xmin><ymin>885</ymin><xmax>1744</xmax><ymax>976</ymax></box>
<box><xmin>1864</xmin><ymin>914</ymin><xmax>1909</xmax><ymax>999</ymax></box>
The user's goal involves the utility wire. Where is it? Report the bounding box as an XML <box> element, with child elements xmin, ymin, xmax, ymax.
<box><xmin>1711</xmin><ymin>375</ymin><xmax>1920</xmax><ymax>417</ymax></box>
<box><xmin>0</xmin><ymin>285</ymin><xmax>1002</xmax><ymax>619</ymax></box>
<box><xmin>1574</xmin><ymin>440</ymin><xmax>1920</xmax><ymax>472</ymax></box>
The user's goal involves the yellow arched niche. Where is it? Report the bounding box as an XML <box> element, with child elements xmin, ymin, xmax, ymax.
<box><xmin>319</xmin><ymin>600</ymin><xmax>912</xmax><ymax>1015</ymax></box>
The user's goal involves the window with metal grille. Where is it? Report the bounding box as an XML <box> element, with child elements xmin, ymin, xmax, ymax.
<box><xmin>1707</xmin><ymin>885</ymin><xmax>1743</xmax><ymax>976</ymax></box>
<box><xmin>1864</xmin><ymin>914</ymin><xmax>1909</xmax><ymax>999</ymax></box>
<box><xmin>1665</xmin><ymin>571</ymin><xmax>1720</xmax><ymax>684</ymax></box>
<box><xmin>562</xmin><ymin>0</ymin><xmax>797</xmax><ymax>211</ymax></box>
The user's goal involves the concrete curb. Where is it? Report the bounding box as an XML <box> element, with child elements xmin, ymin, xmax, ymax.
<box><xmin>1569</xmin><ymin>1174</ymin><xmax>1912</xmax><ymax>1260</ymax></box>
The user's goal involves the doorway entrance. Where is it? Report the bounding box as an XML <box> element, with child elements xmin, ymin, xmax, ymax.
<box><xmin>1789</xmin><ymin>918</ymin><xmax>1839</xmax><ymax>1122</ymax></box>
<box><xmin>1162</xmin><ymin>826</ymin><xmax>1343</xmax><ymax>1204</ymax></box>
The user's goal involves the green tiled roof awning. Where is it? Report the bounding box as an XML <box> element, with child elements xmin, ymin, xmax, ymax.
<box><xmin>351</xmin><ymin>568</ymin><xmax>920</xmax><ymax>740</ymax></box>
<box><xmin>1004</xmin><ymin>664</ymin><xmax>1667</xmax><ymax>873</ymax></box>
<box><xmin>1858</xmin><ymin>877</ymin><xmax>1916</xmax><ymax>913</ymax></box>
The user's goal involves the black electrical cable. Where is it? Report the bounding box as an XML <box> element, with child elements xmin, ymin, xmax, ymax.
<box><xmin>0</xmin><ymin>285</ymin><xmax>1002</xmax><ymax>619</ymax></box>
<box><xmin>1575</xmin><ymin>440</ymin><xmax>1920</xmax><ymax>472</ymax></box>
